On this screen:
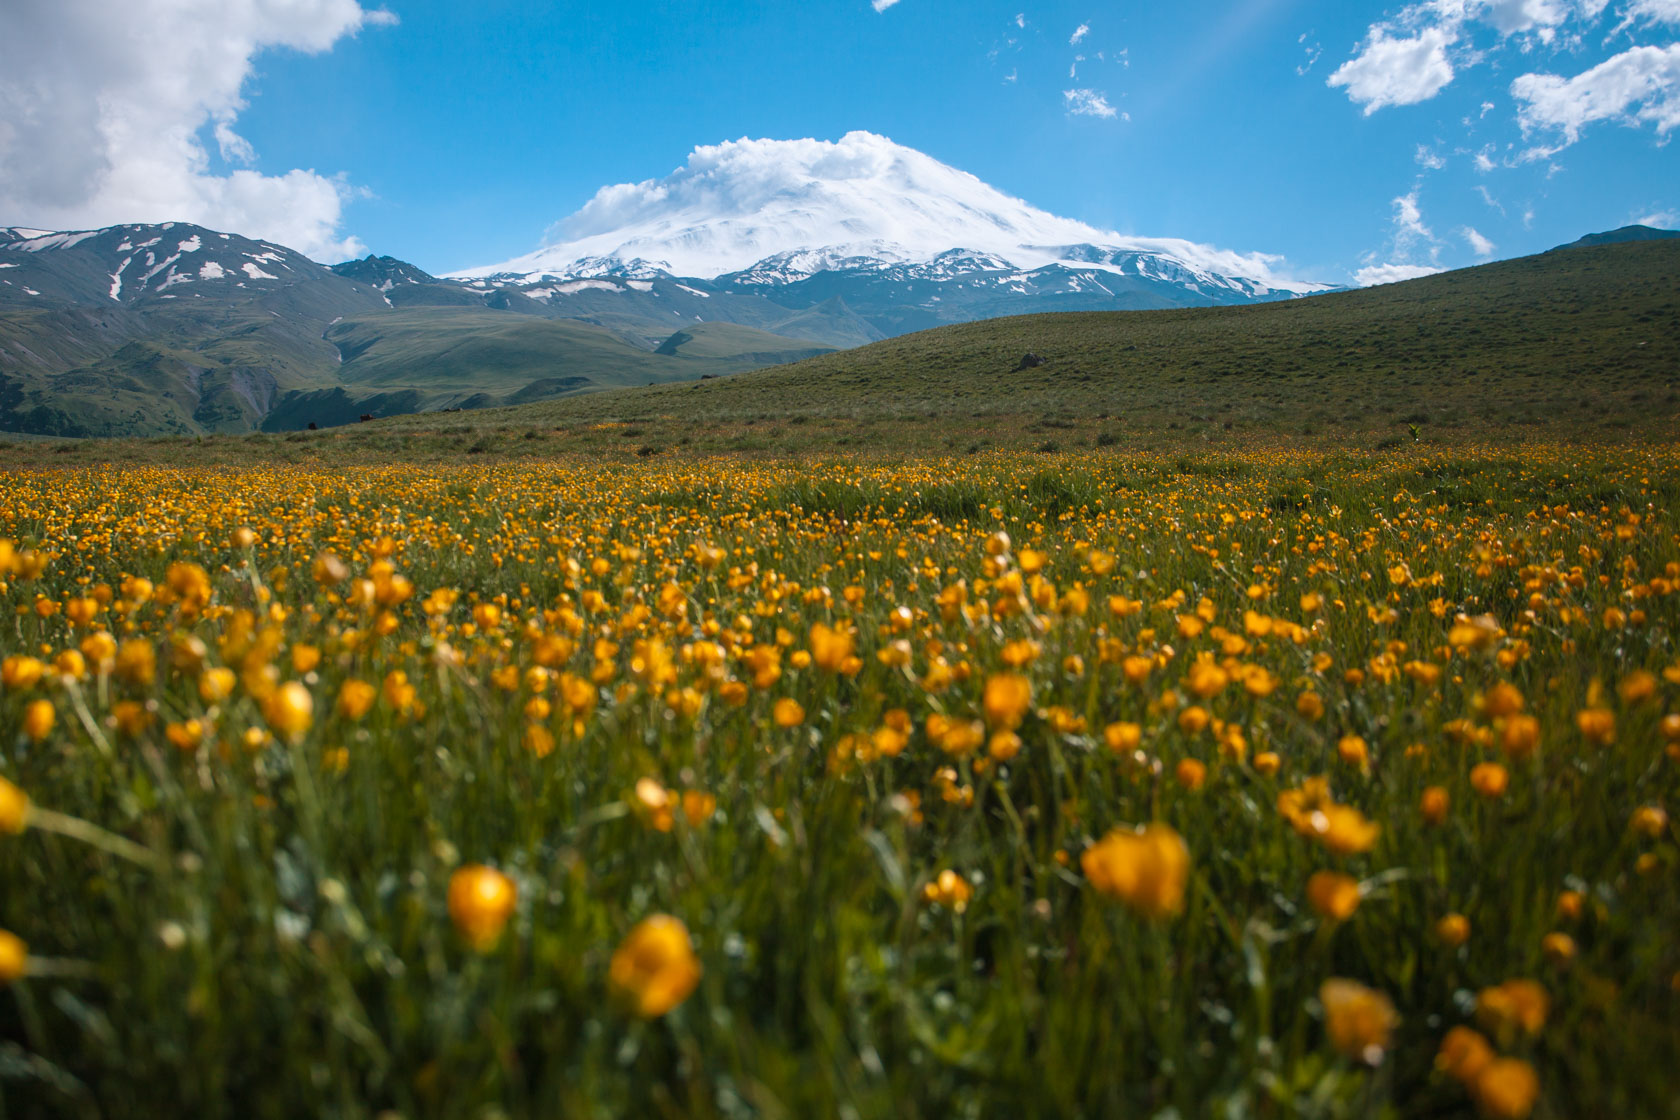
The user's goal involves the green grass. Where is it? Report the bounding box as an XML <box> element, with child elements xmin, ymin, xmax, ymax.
<box><xmin>0</xmin><ymin>447</ymin><xmax>1677</xmax><ymax>1116</ymax></box>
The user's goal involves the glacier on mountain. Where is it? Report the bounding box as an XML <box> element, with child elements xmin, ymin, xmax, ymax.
<box><xmin>452</xmin><ymin>131</ymin><xmax>1325</xmax><ymax>298</ymax></box>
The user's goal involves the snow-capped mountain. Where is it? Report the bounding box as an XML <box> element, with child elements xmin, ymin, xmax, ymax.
<box><xmin>453</xmin><ymin>132</ymin><xmax>1329</xmax><ymax>308</ymax></box>
<box><xmin>0</xmin><ymin>222</ymin><xmax>370</xmax><ymax>308</ymax></box>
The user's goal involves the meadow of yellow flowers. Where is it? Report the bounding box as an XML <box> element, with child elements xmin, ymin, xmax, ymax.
<box><xmin>0</xmin><ymin>446</ymin><xmax>1677</xmax><ymax>1117</ymax></box>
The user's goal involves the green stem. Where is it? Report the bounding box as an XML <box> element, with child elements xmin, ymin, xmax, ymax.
<box><xmin>28</xmin><ymin>807</ymin><xmax>169</xmax><ymax>873</ymax></box>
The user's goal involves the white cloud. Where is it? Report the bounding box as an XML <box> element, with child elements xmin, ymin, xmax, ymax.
<box><xmin>872</xmin><ymin>0</ymin><xmax>903</xmax><ymax>10</ymax></box>
<box><xmin>1328</xmin><ymin>26</ymin><xmax>1458</xmax><ymax>113</ymax></box>
<box><xmin>1327</xmin><ymin>0</ymin><xmax>1612</xmax><ymax>113</ymax></box>
<box><xmin>1298</xmin><ymin>34</ymin><xmax>1325</xmax><ymax>75</ymax></box>
<box><xmin>1417</xmin><ymin>143</ymin><xmax>1448</xmax><ymax>167</ymax></box>
<box><xmin>1355</xmin><ymin>262</ymin><xmax>1447</xmax><ymax>285</ymax></box>
<box><xmin>1462</xmin><ymin>226</ymin><xmax>1497</xmax><ymax>254</ymax></box>
<box><xmin>1064</xmin><ymin>89</ymin><xmax>1120</xmax><ymax>118</ymax></box>
<box><xmin>1394</xmin><ymin>188</ymin><xmax>1436</xmax><ymax>247</ymax></box>
<box><xmin>1512</xmin><ymin>43</ymin><xmax>1680</xmax><ymax>153</ymax></box>
<box><xmin>1637</xmin><ymin>208</ymin><xmax>1679</xmax><ymax>226</ymax></box>
<box><xmin>1480</xmin><ymin>0</ymin><xmax>1573</xmax><ymax>35</ymax></box>
<box><xmin>1071</xmin><ymin>23</ymin><xmax>1091</xmax><ymax>45</ymax></box>
<box><xmin>1474</xmin><ymin>148</ymin><xmax>1499</xmax><ymax>170</ymax></box>
<box><xmin>1617</xmin><ymin>0</ymin><xmax>1680</xmax><ymax>28</ymax></box>
<box><xmin>0</xmin><ymin>0</ymin><xmax>390</xmax><ymax>261</ymax></box>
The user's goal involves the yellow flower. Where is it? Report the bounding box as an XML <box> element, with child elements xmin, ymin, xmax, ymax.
<box><xmin>1175</xmin><ymin>758</ymin><xmax>1207</xmax><ymax>791</ymax></box>
<box><xmin>680</xmin><ymin>790</ymin><xmax>716</xmax><ymax>827</ymax></box>
<box><xmin>808</xmin><ymin>623</ymin><xmax>855</xmax><ymax>673</ymax></box>
<box><xmin>165</xmin><ymin>720</ymin><xmax>205</xmax><ymax>752</ymax></box>
<box><xmin>1618</xmin><ymin>669</ymin><xmax>1657</xmax><ymax>705</ymax></box>
<box><xmin>1575</xmin><ymin>707</ymin><xmax>1615</xmax><ymax>747</ymax></box>
<box><xmin>635</xmin><ymin>777</ymin><xmax>675</xmax><ymax>831</ymax></box>
<box><xmin>262</xmin><ymin>681</ymin><xmax>314</xmax><ymax>740</ymax></box>
<box><xmin>314</xmin><ymin>550</ymin><xmax>349</xmax><ymax>587</ymax></box>
<box><xmin>982</xmin><ymin>673</ymin><xmax>1032</xmax><ymax>730</ymax></box>
<box><xmin>114</xmin><ymin>639</ymin><xmax>156</xmax><ymax>686</ymax></box>
<box><xmin>1253</xmin><ymin>751</ymin><xmax>1281</xmax><ymax>777</ymax></box>
<box><xmin>1185</xmin><ymin>660</ymin><xmax>1228</xmax><ymax>699</ymax></box>
<box><xmin>1476</xmin><ymin>979</ymin><xmax>1549</xmax><ymax>1040</ymax></box>
<box><xmin>336</xmin><ymin>679</ymin><xmax>377</xmax><ymax>721</ymax></box>
<box><xmin>1319</xmin><ymin>978</ymin><xmax>1398</xmax><ymax>1064</ymax></box>
<box><xmin>0</xmin><ymin>777</ymin><xmax>30</xmax><ymax>835</ymax></box>
<box><xmin>447</xmin><ymin>864</ymin><xmax>517</xmax><ymax>951</ymax></box>
<box><xmin>21</xmin><ymin>699</ymin><xmax>54</xmax><ymax>742</ymax></box>
<box><xmin>1420</xmin><ymin>785</ymin><xmax>1450</xmax><ymax>825</ymax></box>
<box><xmin>610</xmin><ymin>914</ymin><xmax>702</xmax><ymax>1018</ymax></box>
<box><xmin>1630</xmin><ymin>805</ymin><xmax>1668</xmax><ymax>839</ymax></box>
<box><xmin>987</xmin><ymin>730</ymin><xmax>1022</xmax><ymax>762</ymax></box>
<box><xmin>0</xmin><ymin>929</ymin><xmax>27</xmax><ymax>984</ymax></box>
<box><xmin>1479</xmin><ymin>682</ymin><xmax>1525</xmax><ymax>719</ymax></box>
<box><xmin>772</xmin><ymin>698</ymin><xmax>805</xmax><ymax>727</ymax></box>
<box><xmin>1436</xmin><ymin>913</ymin><xmax>1471</xmax><ymax>948</ymax></box>
<box><xmin>1081</xmin><ymin>823</ymin><xmax>1191</xmax><ymax>920</ymax></box>
<box><xmin>1307</xmin><ymin>871</ymin><xmax>1361</xmax><ymax>922</ymax></box>
<box><xmin>1500</xmin><ymin>714</ymin><xmax>1541</xmax><ymax>760</ymax></box>
<box><xmin>1540</xmin><ymin>931</ymin><xmax>1576</xmax><ymax>967</ymax></box>
<box><xmin>922</xmin><ymin>869</ymin><xmax>974</xmax><ymax>913</ymax></box>
<box><xmin>1435</xmin><ymin>1025</ymin><xmax>1494</xmax><ymax>1083</ymax></box>
<box><xmin>1317</xmin><ymin>804</ymin><xmax>1381</xmax><ymax>855</ymax></box>
<box><xmin>198</xmin><ymin>667</ymin><xmax>236</xmax><ymax>703</ymax></box>
<box><xmin>1103</xmin><ymin>722</ymin><xmax>1142</xmax><ymax>753</ymax></box>
<box><xmin>1472</xmin><ymin>1058</ymin><xmax>1540</xmax><ymax>1120</ymax></box>
<box><xmin>1336</xmin><ymin>735</ymin><xmax>1369</xmax><ymax>770</ymax></box>
<box><xmin>1470</xmin><ymin>762</ymin><xmax>1508</xmax><ymax>799</ymax></box>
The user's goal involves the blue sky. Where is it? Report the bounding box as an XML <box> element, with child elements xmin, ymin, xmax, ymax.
<box><xmin>3</xmin><ymin>0</ymin><xmax>1677</xmax><ymax>284</ymax></box>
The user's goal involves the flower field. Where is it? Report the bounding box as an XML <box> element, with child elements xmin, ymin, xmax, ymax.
<box><xmin>1</xmin><ymin>446</ymin><xmax>1678</xmax><ymax>1117</ymax></box>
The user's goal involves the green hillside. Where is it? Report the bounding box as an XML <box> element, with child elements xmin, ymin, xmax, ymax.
<box><xmin>399</xmin><ymin>238</ymin><xmax>1678</xmax><ymax>454</ymax></box>
<box><xmin>257</xmin><ymin>311</ymin><xmax>840</xmax><ymax>430</ymax></box>
<box><xmin>655</xmin><ymin>321</ymin><xmax>834</xmax><ymax>362</ymax></box>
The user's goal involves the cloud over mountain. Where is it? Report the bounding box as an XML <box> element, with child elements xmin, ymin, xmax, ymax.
<box><xmin>0</xmin><ymin>0</ymin><xmax>392</xmax><ymax>261</ymax></box>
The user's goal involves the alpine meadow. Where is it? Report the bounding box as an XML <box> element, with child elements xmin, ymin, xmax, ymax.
<box><xmin>3</xmin><ymin>1</ymin><xmax>1680</xmax><ymax>1118</ymax></box>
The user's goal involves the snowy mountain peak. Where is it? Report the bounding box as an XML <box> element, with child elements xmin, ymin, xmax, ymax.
<box><xmin>454</xmin><ymin>132</ymin><xmax>1325</xmax><ymax>296</ymax></box>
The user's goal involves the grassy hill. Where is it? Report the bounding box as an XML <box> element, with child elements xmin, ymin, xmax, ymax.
<box><xmin>7</xmin><ymin>239</ymin><xmax>1676</xmax><ymax>464</ymax></box>
<box><xmin>256</xmin><ymin>312</ymin><xmax>842</xmax><ymax>431</ymax></box>
<box><xmin>655</xmin><ymin>321</ymin><xmax>833</xmax><ymax>362</ymax></box>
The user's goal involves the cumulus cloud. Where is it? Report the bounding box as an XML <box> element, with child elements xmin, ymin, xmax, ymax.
<box><xmin>1462</xmin><ymin>226</ymin><xmax>1496</xmax><ymax>254</ymax></box>
<box><xmin>0</xmin><ymin>0</ymin><xmax>390</xmax><ymax>261</ymax></box>
<box><xmin>1356</xmin><ymin>262</ymin><xmax>1447</xmax><ymax>285</ymax></box>
<box><xmin>1416</xmin><ymin>143</ymin><xmax>1448</xmax><ymax>167</ymax></box>
<box><xmin>1637</xmin><ymin>207</ymin><xmax>1679</xmax><ymax>226</ymax></box>
<box><xmin>1327</xmin><ymin>0</ymin><xmax>1605</xmax><ymax>113</ymax></box>
<box><xmin>1512</xmin><ymin>42</ymin><xmax>1680</xmax><ymax>154</ymax></box>
<box><xmin>1071</xmin><ymin>23</ymin><xmax>1091</xmax><ymax>45</ymax></box>
<box><xmin>872</xmin><ymin>0</ymin><xmax>902</xmax><ymax>10</ymax></box>
<box><xmin>1064</xmin><ymin>88</ymin><xmax>1120</xmax><ymax>118</ymax></box>
<box><xmin>1328</xmin><ymin>26</ymin><xmax>1458</xmax><ymax>113</ymax></box>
